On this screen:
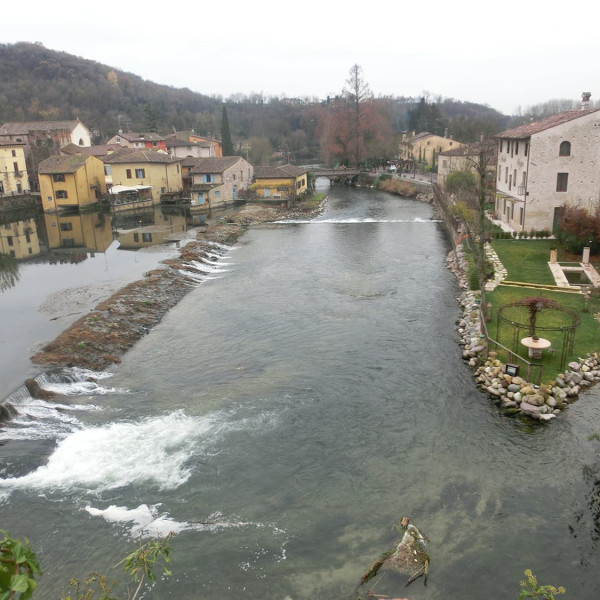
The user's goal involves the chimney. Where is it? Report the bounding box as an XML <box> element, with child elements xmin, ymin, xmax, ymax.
<box><xmin>444</xmin><ymin>128</ymin><xmax>448</xmax><ymax>138</ymax></box>
<box><xmin>582</xmin><ymin>92</ymin><xmax>591</xmax><ymax>110</ymax></box>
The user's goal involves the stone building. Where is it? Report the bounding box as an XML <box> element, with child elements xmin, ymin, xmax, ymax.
<box><xmin>494</xmin><ymin>93</ymin><xmax>600</xmax><ymax>232</ymax></box>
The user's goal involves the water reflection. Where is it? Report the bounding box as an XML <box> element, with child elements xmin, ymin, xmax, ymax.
<box><xmin>0</xmin><ymin>253</ymin><xmax>19</xmax><ymax>292</ymax></box>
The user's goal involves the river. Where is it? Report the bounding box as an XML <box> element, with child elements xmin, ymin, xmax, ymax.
<box><xmin>1</xmin><ymin>184</ymin><xmax>600</xmax><ymax>599</ymax></box>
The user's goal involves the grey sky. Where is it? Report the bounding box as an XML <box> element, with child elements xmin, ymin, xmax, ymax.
<box><xmin>4</xmin><ymin>0</ymin><xmax>597</xmax><ymax>115</ymax></box>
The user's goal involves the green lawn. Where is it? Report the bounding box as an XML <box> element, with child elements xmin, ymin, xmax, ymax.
<box><xmin>485</xmin><ymin>239</ymin><xmax>600</xmax><ymax>382</ymax></box>
<box><xmin>491</xmin><ymin>239</ymin><xmax>556</xmax><ymax>285</ymax></box>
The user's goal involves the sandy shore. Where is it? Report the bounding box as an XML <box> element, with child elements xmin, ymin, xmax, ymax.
<box><xmin>29</xmin><ymin>201</ymin><xmax>323</xmax><ymax>378</ymax></box>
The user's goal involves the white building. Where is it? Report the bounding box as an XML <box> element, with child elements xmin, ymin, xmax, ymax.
<box><xmin>495</xmin><ymin>93</ymin><xmax>600</xmax><ymax>232</ymax></box>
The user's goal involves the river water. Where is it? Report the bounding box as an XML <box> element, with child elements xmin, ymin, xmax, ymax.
<box><xmin>1</xmin><ymin>185</ymin><xmax>600</xmax><ymax>600</ymax></box>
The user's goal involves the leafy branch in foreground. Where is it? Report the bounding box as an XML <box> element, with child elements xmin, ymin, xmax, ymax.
<box><xmin>0</xmin><ymin>530</ymin><xmax>42</xmax><ymax>600</ymax></box>
<box><xmin>0</xmin><ymin>529</ymin><xmax>174</xmax><ymax>600</ymax></box>
<box><xmin>518</xmin><ymin>569</ymin><xmax>565</xmax><ymax>600</ymax></box>
<box><xmin>61</xmin><ymin>532</ymin><xmax>174</xmax><ymax>600</ymax></box>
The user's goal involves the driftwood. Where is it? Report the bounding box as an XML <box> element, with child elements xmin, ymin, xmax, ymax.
<box><xmin>355</xmin><ymin>517</ymin><xmax>430</xmax><ymax>597</ymax></box>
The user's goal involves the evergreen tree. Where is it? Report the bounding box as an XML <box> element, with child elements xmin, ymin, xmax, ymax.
<box><xmin>142</xmin><ymin>103</ymin><xmax>160</xmax><ymax>133</ymax></box>
<box><xmin>221</xmin><ymin>105</ymin><xmax>234</xmax><ymax>156</ymax></box>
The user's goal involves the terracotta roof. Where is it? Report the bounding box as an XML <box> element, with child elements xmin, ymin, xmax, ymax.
<box><xmin>61</xmin><ymin>143</ymin><xmax>122</xmax><ymax>157</ymax></box>
<box><xmin>115</xmin><ymin>132</ymin><xmax>165</xmax><ymax>142</ymax></box>
<box><xmin>0</xmin><ymin>120</ymin><xmax>85</xmax><ymax>135</ymax></box>
<box><xmin>496</xmin><ymin>109</ymin><xmax>600</xmax><ymax>139</ymax></box>
<box><xmin>188</xmin><ymin>156</ymin><xmax>244</xmax><ymax>173</ymax></box>
<box><xmin>280</xmin><ymin>164</ymin><xmax>306</xmax><ymax>177</ymax></box>
<box><xmin>0</xmin><ymin>140</ymin><xmax>25</xmax><ymax>147</ymax></box>
<box><xmin>103</xmin><ymin>148</ymin><xmax>180</xmax><ymax>164</ymax></box>
<box><xmin>38</xmin><ymin>154</ymin><xmax>90</xmax><ymax>174</ymax></box>
<box><xmin>254</xmin><ymin>165</ymin><xmax>306</xmax><ymax>179</ymax></box>
<box><xmin>439</xmin><ymin>140</ymin><xmax>496</xmax><ymax>157</ymax></box>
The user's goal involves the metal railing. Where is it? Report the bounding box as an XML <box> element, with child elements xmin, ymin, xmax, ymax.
<box><xmin>480</xmin><ymin>310</ymin><xmax>543</xmax><ymax>385</ymax></box>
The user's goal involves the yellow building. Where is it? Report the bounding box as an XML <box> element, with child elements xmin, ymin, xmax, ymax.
<box><xmin>252</xmin><ymin>165</ymin><xmax>308</xmax><ymax>200</ymax></box>
<box><xmin>39</xmin><ymin>155</ymin><xmax>107</xmax><ymax>211</ymax></box>
<box><xmin>103</xmin><ymin>149</ymin><xmax>183</xmax><ymax>206</ymax></box>
<box><xmin>44</xmin><ymin>211</ymin><xmax>113</xmax><ymax>252</ymax></box>
<box><xmin>399</xmin><ymin>132</ymin><xmax>464</xmax><ymax>169</ymax></box>
<box><xmin>0</xmin><ymin>217</ymin><xmax>41</xmax><ymax>259</ymax></box>
<box><xmin>0</xmin><ymin>141</ymin><xmax>29</xmax><ymax>195</ymax></box>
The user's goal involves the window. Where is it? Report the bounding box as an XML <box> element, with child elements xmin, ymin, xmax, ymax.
<box><xmin>60</xmin><ymin>222</ymin><xmax>73</xmax><ymax>231</ymax></box>
<box><xmin>133</xmin><ymin>233</ymin><xmax>139</xmax><ymax>242</ymax></box>
<box><xmin>515</xmin><ymin>141</ymin><xmax>519</xmax><ymax>155</ymax></box>
<box><xmin>104</xmin><ymin>165</ymin><xmax>112</xmax><ymax>176</ymax></box>
<box><xmin>135</xmin><ymin>168</ymin><xmax>145</xmax><ymax>178</ymax></box>
<box><xmin>499</xmin><ymin>140</ymin><xmax>503</xmax><ymax>152</ymax></box>
<box><xmin>126</xmin><ymin>169</ymin><xmax>132</xmax><ymax>179</ymax></box>
<box><xmin>556</xmin><ymin>173</ymin><xmax>569</xmax><ymax>192</ymax></box>
<box><xmin>53</xmin><ymin>174</ymin><xmax>65</xmax><ymax>182</ymax></box>
<box><xmin>56</xmin><ymin>190</ymin><xmax>68</xmax><ymax>199</ymax></box>
<box><xmin>62</xmin><ymin>239</ymin><xmax>75</xmax><ymax>248</ymax></box>
<box><xmin>524</xmin><ymin>143</ymin><xmax>529</xmax><ymax>157</ymax></box>
<box><xmin>498</xmin><ymin>165</ymin><xmax>501</xmax><ymax>180</ymax></box>
<box><xmin>214</xmin><ymin>190</ymin><xmax>220</xmax><ymax>197</ymax></box>
<box><xmin>142</xmin><ymin>233</ymin><xmax>152</xmax><ymax>243</ymax></box>
<box><xmin>25</xmin><ymin>232</ymin><xmax>31</xmax><ymax>243</ymax></box>
<box><xmin>11</xmin><ymin>150</ymin><xmax>16</xmax><ymax>157</ymax></box>
<box><xmin>505</xmin><ymin>167</ymin><xmax>508</xmax><ymax>183</ymax></box>
<box><xmin>13</xmin><ymin>162</ymin><xmax>19</xmax><ymax>172</ymax></box>
<box><xmin>204</xmin><ymin>174</ymin><xmax>213</xmax><ymax>183</ymax></box>
<box><xmin>520</xmin><ymin>207</ymin><xmax>524</xmax><ymax>225</ymax></box>
<box><xmin>7</xmin><ymin>236</ymin><xmax>13</xmax><ymax>246</ymax></box>
<box><xmin>559</xmin><ymin>141</ymin><xmax>571</xmax><ymax>156</ymax></box>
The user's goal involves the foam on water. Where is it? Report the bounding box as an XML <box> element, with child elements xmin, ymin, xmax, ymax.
<box><xmin>0</xmin><ymin>405</ymin><xmax>276</xmax><ymax>501</ymax></box>
<box><xmin>186</xmin><ymin>260</ymin><xmax>230</xmax><ymax>274</ymax></box>
<box><xmin>85</xmin><ymin>504</ymin><xmax>285</xmax><ymax>539</ymax></box>
<box><xmin>0</xmin><ymin>410</ymin><xmax>212</xmax><ymax>498</ymax></box>
<box><xmin>272</xmin><ymin>217</ymin><xmax>442</xmax><ymax>224</ymax></box>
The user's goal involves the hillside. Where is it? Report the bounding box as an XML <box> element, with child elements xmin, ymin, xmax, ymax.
<box><xmin>0</xmin><ymin>42</ymin><xmax>220</xmax><ymax>138</ymax></box>
<box><xmin>0</xmin><ymin>42</ymin><xmax>509</xmax><ymax>164</ymax></box>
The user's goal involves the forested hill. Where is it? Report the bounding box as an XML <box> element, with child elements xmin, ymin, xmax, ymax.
<box><xmin>0</xmin><ymin>42</ymin><xmax>509</xmax><ymax>164</ymax></box>
<box><xmin>0</xmin><ymin>42</ymin><xmax>220</xmax><ymax>138</ymax></box>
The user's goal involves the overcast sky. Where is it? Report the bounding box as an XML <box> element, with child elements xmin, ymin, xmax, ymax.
<box><xmin>4</xmin><ymin>0</ymin><xmax>597</xmax><ymax>116</ymax></box>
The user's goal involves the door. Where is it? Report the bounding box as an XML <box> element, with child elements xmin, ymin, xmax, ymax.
<box><xmin>197</xmin><ymin>192</ymin><xmax>204</xmax><ymax>205</ymax></box>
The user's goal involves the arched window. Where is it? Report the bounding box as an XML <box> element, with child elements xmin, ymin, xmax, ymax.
<box><xmin>559</xmin><ymin>141</ymin><xmax>571</xmax><ymax>156</ymax></box>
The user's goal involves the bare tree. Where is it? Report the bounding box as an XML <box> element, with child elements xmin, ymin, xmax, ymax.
<box><xmin>343</xmin><ymin>64</ymin><xmax>373</xmax><ymax>167</ymax></box>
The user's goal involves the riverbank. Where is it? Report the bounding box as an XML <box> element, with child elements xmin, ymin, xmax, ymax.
<box><xmin>28</xmin><ymin>201</ymin><xmax>324</xmax><ymax>384</ymax></box>
<box><xmin>447</xmin><ymin>243</ymin><xmax>600</xmax><ymax>422</ymax></box>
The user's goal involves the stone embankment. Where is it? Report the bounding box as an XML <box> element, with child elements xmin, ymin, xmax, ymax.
<box><xmin>447</xmin><ymin>244</ymin><xmax>600</xmax><ymax>423</ymax></box>
<box><xmin>30</xmin><ymin>202</ymin><xmax>323</xmax><ymax>376</ymax></box>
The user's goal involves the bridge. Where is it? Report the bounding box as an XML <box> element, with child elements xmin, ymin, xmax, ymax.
<box><xmin>309</xmin><ymin>168</ymin><xmax>361</xmax><ymax>182</ymax></box>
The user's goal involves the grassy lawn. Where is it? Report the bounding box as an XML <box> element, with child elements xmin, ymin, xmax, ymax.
<box><xmin>491</xmin><ymin>239</ymin><xmax>556</xmax><ymax>285</ymax></box>
<box><xmin>485</xmin><ymin>238</ymin><xmax>600</xmax><ymax>382</ymax></box>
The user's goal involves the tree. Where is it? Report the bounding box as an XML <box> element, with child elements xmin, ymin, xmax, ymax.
<box><xmin>220</xmin><ymin>105</ymin><xmax>234</xmax><ymax>156</ymax></box>
<box><xmin>142</xmin><ymin>103</ymin><xmax>159</xmax><ymax>133</ymax></box>
<box><xmin>343</xmin><ymin>64</ymin><xmax>373</xmax><ymax>167</ymax></box>
<box><xmin>408</xmin><ymin>96</ymin><xmax>445</xmax><ymax>135</ymax></box>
